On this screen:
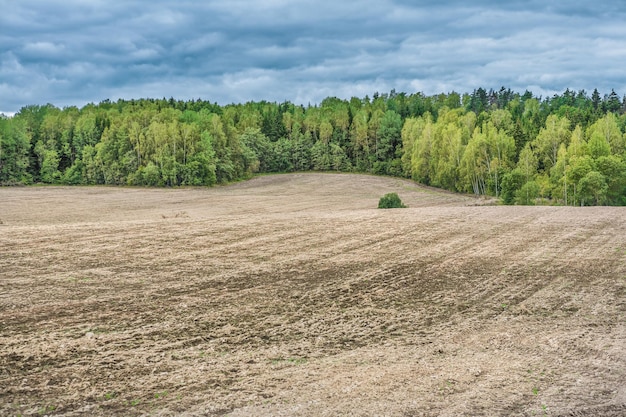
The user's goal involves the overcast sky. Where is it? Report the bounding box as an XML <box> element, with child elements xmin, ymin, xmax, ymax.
<box><xmin>1</xmin><ymin>0</ymin><xmax>626</xmax><ymax>115</ymax></box>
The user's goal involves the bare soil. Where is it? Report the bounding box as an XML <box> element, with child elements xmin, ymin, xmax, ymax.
<box><xmin>0</xmin><ymin>173</ymin><xmax>625</xmax><ymax>417</ymax></box>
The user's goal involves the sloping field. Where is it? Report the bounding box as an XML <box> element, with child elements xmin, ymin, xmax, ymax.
<box><xmin>0</xmin><ymin>173</ymin><xmax>625</xmax><ymax>416</ymax></box>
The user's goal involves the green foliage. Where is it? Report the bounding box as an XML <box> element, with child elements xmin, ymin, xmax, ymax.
<box><xmin>2</xmin><ymin>89</ymin><xmax>625</xmax><ymax>205</ymax></box>
<box><xmin>578</xmin><ymin>171</ymin><xmax>608</xmax><ymax>206</ymax></box>
<box><xmin>376</xmin><ymin>110</ymin><xmax>403</xmax><ymax>162</ymax></box>
<box><xmin>533</xmin><ymin>114</ymin><xmax>571</xmax><ymax>170</ymax></box>
<box><xmin>103</xmin><ymin>391</ymin><xmax>117</xmax><ymax>401</ymax></box>
<box><xmin>515</xmin><ymin>181</ymin><xmax>540</xmax><ymax>205</ymax></box>
<box><xmin>500</xmin><ymin>169</ymin><xmax>525</xmax><ymax>204</ymax></box>
<box><xmin>595</xmin><ymin>155</ymin><xmax>626</xmax><ymax>204</ymax></box>
<box><xmin>0</xmin><ymin>116</ymin><xmax>31</xmax><ymax>184</ymax></box>
<box><xmin>378</xmin><ymin>192</ymin><xmax>406</xmax><ymax>209</ymax></box>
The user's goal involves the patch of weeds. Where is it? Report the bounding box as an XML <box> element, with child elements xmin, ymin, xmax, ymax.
<box><xmin>154</xmin><ymin>391</ymin><xmax>168</xmax><ymax>399</ymax></box>
<box><xmin>38</xmin><ymin>404</ymin><xmax>56</xmax><ymax>415</ymax></box>
<box><xmin>130</xmin><ymin>399</ymin><xmax>141</xmax><ymax>407</ymax></box>
<box><xmin>103</xmin><ymin>391</ymin><xmax>117</xmax><ymax>401</ymax></box>
<box><xmin>501</xmin><ymin>303</ymin><xmax>508</xmax><ymax>309</ymax></box>
<box><xmin>437</xmin><ymin>379</ymin><xmax>457</xmax><ymax>395</ymax></box>
<box><xmin>530</xmin><ymin>403</ymin><xmax>549</xmax><ymax>416</ymax></box>
<box><xmin>532</xmin><ymin>387</ymin><xmax>539</xmax><ymax>395</ymax></box>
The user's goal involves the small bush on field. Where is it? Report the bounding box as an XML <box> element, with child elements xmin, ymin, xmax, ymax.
<box><xmin>378</xmin><ymin>193</ymin><xmax>406</xmax><ymax>209</ymax></box>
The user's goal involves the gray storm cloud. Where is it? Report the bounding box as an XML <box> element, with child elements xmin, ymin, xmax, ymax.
<box><xmin>1</xmin><ymin>0</ymin><xmax>625</xmax><ymax>114</ymax></box>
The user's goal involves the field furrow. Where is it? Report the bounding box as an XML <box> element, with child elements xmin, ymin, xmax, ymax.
<box><xmin>1</xmin><ymin>174</ymin><xmax>624</xmax><ymax>416</ymax></box>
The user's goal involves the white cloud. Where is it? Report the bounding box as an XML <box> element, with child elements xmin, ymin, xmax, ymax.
<box><xmin>22</xmin><ymin>41</ymin><xmax>65</xmax><ymax>54</ymax></box>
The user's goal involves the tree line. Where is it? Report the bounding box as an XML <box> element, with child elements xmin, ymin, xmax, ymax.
<box><xmin>1</xmin><ymin>88</ymin><xmax>625</xmax><ymax>205</ymax></box>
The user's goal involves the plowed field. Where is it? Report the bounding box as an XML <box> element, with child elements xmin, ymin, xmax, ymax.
<box><xmin>1</xmin><ymin>173</ymin><xmax>625</xmax><ymax>416</ymax></box>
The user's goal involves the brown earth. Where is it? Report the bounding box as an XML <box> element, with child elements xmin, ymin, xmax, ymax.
<box><xmin>0</xmin><ymin>173</ymin><xmax>624</xmax><ymax>417</ymax></box>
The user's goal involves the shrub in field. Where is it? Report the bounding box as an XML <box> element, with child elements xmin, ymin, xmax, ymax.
<box><xmin>378</xmin><ymin>193</ymin><xmax>406</xmax><ymax>208</ymax></box>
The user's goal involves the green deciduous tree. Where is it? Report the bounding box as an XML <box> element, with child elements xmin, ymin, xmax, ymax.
<box><xmin>587</xmin><ymin>113</ymin><xmax>623</xmax><ymax>157</ymax></box>
<box><xmin>500</xmin><ymin>169</ymin><xmax>525</xmax><ymax>204</ymax></box>
<box><xmin>578</xmin><ymin>171</ymin><xmax>608</xmax><ymax>206</ymax></box>
<box><xmin>595</xmin><ymin>155</ymin><xmax>626</xmax><ymax>205</ymax></box>
<box><xmin>377</xmin><ymin>110</ymin><xmax>403</xmax><ymax>163</ymax></box>
<box><xmin>426</xmin><ymin>108</ymin><xmax>463</xmax><ymax>190</ymax></box>
<box><xmin>515</xmin><ymin>180</ymin><xmax>540</xmax><ymax>205</ymax></box>
<box><xmin>0</xmin><ymin>116</ymin><xmax>31</xmax><ymax>184</ymax></box>
<box><xmin>350</xmin><ymin>108</ymin><xmax>371</xmax><ymax>171</ymax></box>
<box><xmin>410</xmin><ymin>114</ymin><xmax>434</xmax><ymax>184</ymax></box>
<box><xmin>460</xmin><ymin>129</ymin><xmax>489</xmax><ymax>195</ymax></box>
<box><xmin>533</xmin><ymin>114</ymin><xmax>571</xmax><ymax>172</ymax></box>
<box><xmin>566</xmin><ymin>155</ymin><xmax>594</xmax><ymax>205</ymax></box>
